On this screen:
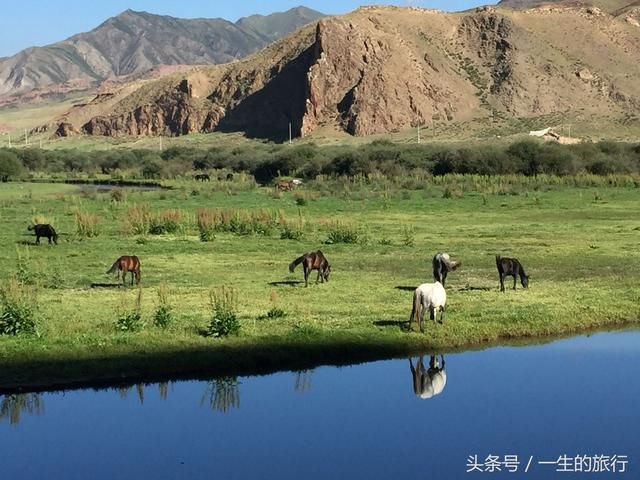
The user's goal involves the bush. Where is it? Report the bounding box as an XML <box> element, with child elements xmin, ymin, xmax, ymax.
<box><xmin>257</xmin><ymin>307</ymin><xmax>287</xmax><ymax>321</ymax></box>
<box><xmin>149</xmin><ymin>209</ymin><xmax>184</xmax><ymax>235</ymax></box>
<box><xmin>0</xmin><ymin>150</ymin><xmax>24</xmax><ymax>181</ymax></box>
<box><xmin>326</xmin><ymin>222</ymin><xmax>361</xmax><ymax>244</ymax></box>
<box><xmin>207</xmin><ymin>287</ymin><xmax>240</xmax><ymax>337</ymax></box>
<box><xmin>0</xmin><ymin>278</ymin><xmax>37</xmax><ymax>336</ymax></box>
<box><xmin>75</xmin><ymin>211</ymin><xmax>101</xmax><ymax>238</ymax></box>
<box><xmin>401</xmin><ymin>226</ymin><xmax>415</xmax><ymax>247</ymax></box>
<box><xmin>116</xmin><ymin>289</ymin><xmax>144</xmax><ymax>332</ymax></box>
<box><xmin>110</xmin><ymin>188</ymin><xmax>127</xmax><ymax>202</ymax></box>
<box><xmin>196</xmin><ymin>209</ymin><xmax>216</xmax><ymax>242</ymax></box>
<box><xmin>153</xmin><ymin>283</ymin><xmax>174</xmax><ymax>329</ymax></box>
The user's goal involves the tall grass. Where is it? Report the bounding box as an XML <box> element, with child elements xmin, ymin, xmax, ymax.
<box><xmin>75</xmin><ymin>211</ymin><xmax>101</xmax><ymax>238</ymax></box>
<box><xmin>207</xmin><ymin>286</ymin><xmax>240</xmax><ymax>338</ymax></box>
<box><xmin>0</xmin><ymin>278</ymin><xmax>38</xmax><ymax>336</ymax></box>
<box><xmin>196</xmin><ymin>208</ymin><xmax>281</xmax><ymax>236</ymax></box>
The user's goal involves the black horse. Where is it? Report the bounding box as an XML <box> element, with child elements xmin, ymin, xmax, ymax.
<box><xmin>195</xmin><ymin>173</ymin><xmax>210</xmax><ymax>182</ymax></box>
<box><xmin>28</xmin><ymin>224</ymin><xmax>58</xmax><ymax>245</ymax></box>
<box><xmin>496</xmin><ymin>255</ymin><xmax>529</xmax><ymax>292</ymax></box>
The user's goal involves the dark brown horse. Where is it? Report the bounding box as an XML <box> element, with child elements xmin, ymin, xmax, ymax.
<box><xmin>289</xmin><ymin>250</ymin><xmax>331</xmax><ymax>287</ymax></box>
<box><xmin>496</xmin><ymin>255</ymin><xmax>528</xmax><ymax>292</ymax></box>
<box><xmin>106</xmin><ymin>255</ymin><xmax>141</xmax><ymax>285</ymax></box>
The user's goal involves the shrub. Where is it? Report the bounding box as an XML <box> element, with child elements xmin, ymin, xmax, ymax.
<box><xmin>75</xmin><ymin>211</ymin><xmax>101</xmax><ymax>238</ymax></box>
<box><xmin>110</xmin><ymin>188</ymin><xmax>127</xmax><ymax>202</ymax></box>
<box><xmin>149</xmin><ymin>209</ymin><xmax>183</xmax><ymax>235</ymax></box>
<box><xmin>326</xmin><ymin>222</ymin><xmax>361</xmax><ymax>244</ymax></box>
<box><xmin>116</xmin><ymin>289</ymin><xmax>144</xmax><ymax>332</ymax></box>
<box><xmin>401</xmin><ymin>226</ymin><xmax>415</xmax><ymax>247</ymax></box>
<box><xmin>257</xmin><ymin>307</ymin><xmax>288</xmax><ymax>320</ymax></box>
<box><xmin>196</xmin><ymin>209</ymin><xmax>216</xmax><ymax>242</ymax></box>
<box><xmin>124</xmin><ymin>203</ymin><xmax>151</xmax><ymax>235</ymax></box>
<box><xmin>280</xmin><ymin>224</ymin><xmax>305</xmax><ymax>240</ymax></box>
<box><xmin>207</xmin><ymin>286</ymin><xmax>240</xmax><ymax>337</ymax></box>
<box><xmin>0</xmin><ymin>278</ymin><xmax>38</xmax><ymax>336</ymax></box>
<box><xmin>153</xmin><ymin>283</ymin><xmax>174</xmax><ymax>329</ymax></box>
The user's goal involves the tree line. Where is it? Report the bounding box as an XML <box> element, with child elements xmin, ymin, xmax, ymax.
<box><xmin>1</xmin><ymin>139</ymin><xmax>639</xmax><ymax>183</ymax></box>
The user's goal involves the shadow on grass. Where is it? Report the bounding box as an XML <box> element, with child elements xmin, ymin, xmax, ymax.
<box><xmin>456</xmin><ymin>285</ymin><xmax>494</xmax><ymax>292</ymax></box>
<box><xmin>90</xmin><ymin>283</ymin><xmax>124</xmax><ymax>289</ymax></box>
<box><xmin>373</xmin><ymin>319</ymin><xmax>410</xmax><ymax>332</ymax></box>
<box><xmin>269</xmin><ymin>280</ymin><xmax>303</xmax><ymax>287</ymax></box>
<box><xmin>395</xmin><ymin>286</ymin><xmax>417</xmax><ymax>292</ymax></box>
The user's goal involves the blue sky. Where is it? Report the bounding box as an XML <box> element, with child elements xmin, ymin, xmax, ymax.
<box><xmin>0</xmin><ymin>1</ymin><xmax>497</xmax><ymax>57</ymax></box>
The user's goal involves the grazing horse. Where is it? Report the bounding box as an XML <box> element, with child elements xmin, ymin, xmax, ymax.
<box><xmin>432</xmin><ymin>252</ymin><xmax>461</xmax><ymax>287</ymax></box>
<box><xmin>226</xmin><ymin>173</ymin><xmax>234</xmax><ymax>181</ymax></box>
<box><xmin>289</xmin><ymin>250</ymin><xmax>331</xmax><ymax>287</ymax></box>
<box><xmin>28</xmin><ymin>224</ymin><xmax>58</xmax><ymax>245</ymax></box>
<box><xmin>496</xmin><ymin>255</ymin><xmax>529</xmax><ymax>292</ymax></box>
<box><xmin>106</xmin><ymin>255</ymin><xmax>141</xmax><ymax>285</ymax></box>
<box><xmin>194</xmin><ymin>173</ymin><xmax>210</xmax><ymax>182</ymax></box>
<box><xmin>409</xmin><ymin>282</ymin><xmax>447</xmax><ymax>332</ymax></box>
<box><xmin>409</xmin><ymin>355</ymin><xmax>447</xmax><ymax>399</ymax></box>
<box><xmin>276</xmin><ymin>180</ymin><xmax>293</xmax><ymax>191</ymax></box>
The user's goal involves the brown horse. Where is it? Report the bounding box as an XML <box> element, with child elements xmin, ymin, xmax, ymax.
<box><xmin>289</xmin><ymin>250</ymin><xmax>331</xmax><ymax>287</ymax></box>
<box><xmin>276</xmin><ymin>180</ymin><xmax>293</xmax><ymax>191</ymax></box>
<box><xmin>106</xmin><ymin>255</ymin><xmax>141</xmax><ymax>285</ymax></box>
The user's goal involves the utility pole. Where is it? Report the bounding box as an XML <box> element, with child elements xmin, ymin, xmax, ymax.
<box><xmin>159</xmin><ymin>136</ymin><xmax>163</xmax><ymax>152</ymax></box>
<box><xmin>417</xmin><ymin>124</ymin><xmax>421</xmax><ymax>144</ymax></box>
<box><xmin>289</xmin><ymin>122</ymin><xmax>292</xmax><ymax>145</ymax></box>
<box><xmin>39</xmin><ymin>138</ymin><xmax>42</xmax><ymax>149</ymax></box>
<box><xmin>25</xmin><ymin>129</ymin><xmax>28</xmax><ymax>147</ymax></box>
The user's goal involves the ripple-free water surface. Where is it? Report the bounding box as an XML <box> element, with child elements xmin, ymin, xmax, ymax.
<box><xmin>1</xmin><ymin>331</ymin><xmax>638</xmax><ymax>479</ymax></box>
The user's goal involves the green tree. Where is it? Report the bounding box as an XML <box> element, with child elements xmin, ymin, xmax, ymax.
<box><xmin>0</xmin><ymin>150</ymin><xmax>24</xmax><ymax>181</ymax></box>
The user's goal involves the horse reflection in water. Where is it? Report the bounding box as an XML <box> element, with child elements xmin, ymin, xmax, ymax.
<box><xmin>409</xmin><ymin>355</ymin><xmax>447</xmax><ymax>399</ymax></box>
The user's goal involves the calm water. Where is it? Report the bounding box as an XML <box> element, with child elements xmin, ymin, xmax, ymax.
<box><xmin>1</xmin><ymin>331</ymin><xmax>638</xmax><ymax>479</ymax></box>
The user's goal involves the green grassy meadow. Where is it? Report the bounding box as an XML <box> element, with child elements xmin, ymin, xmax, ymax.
<box><xmin>0</xmin><ymin>177</ymin><xmax>639</xmax><ymax>390</ymax></box>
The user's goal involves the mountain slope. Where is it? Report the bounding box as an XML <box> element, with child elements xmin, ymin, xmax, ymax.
<box><xmin>56</xmin><ymin>5</ymin><xmax>640</xmax><ymax>140</ymax></box>
<box><xmin>497</xmin><ymin>0</ymin><xmax>638</xmax><ymax>12</ymax></box>
<box><xmin>0</xmin><ymin>7</ymin><xmax>325</xmax><ymax>98</ymax></box>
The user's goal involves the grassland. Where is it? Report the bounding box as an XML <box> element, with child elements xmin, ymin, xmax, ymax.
<box><xmin>0</xmin><ymin>176</ymin><xmax>639</xmax><ymax>391</ymax></box>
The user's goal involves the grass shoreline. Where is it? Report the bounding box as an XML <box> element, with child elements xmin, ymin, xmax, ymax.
<box><xmin>1</xmin><ymin>180</ymin><xmax>639</xmax><ymax>394</ymax></box>
<box><xmin>1</xmin><ymin>320</ymin><xmax>637</xmax><ymax>394</ymax></box>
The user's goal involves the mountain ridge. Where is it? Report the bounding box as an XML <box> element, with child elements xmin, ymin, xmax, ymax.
<box><xmin>56</xmin><ymin>4</ymin><xmax>640</xmax><ymax>141</ymax></box>
<box><xmin>0</xmin><ymin>6</ymin><xmax>325</xmax><ymax>102</ymax></box>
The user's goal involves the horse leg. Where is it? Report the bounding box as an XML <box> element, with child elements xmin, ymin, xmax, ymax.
<box><xmin>439</xmin><ymin>306</ymin><xmax>445</xmax><ymax>324</ymax></box>
<box><xmin>513</xmin><ymin>274</ymin><xmax>517</xmax><ymax>290</ymax></box>
<box><xmin>304</xmin><ymin>266</ymin><xmax>309</xmax><ymax>287</ymax></box>
<box><xmin>499</xmin><ymin>273</ymin><xmax>505</xmax><ymax>292</ymax></box>
<box><xmin>316</xmin><ymin>269</ymin><xmax>321</xmax><ymax>284</ymax></box>
<box><xmin>36</xmin><ymin>235</ymin><xmax>40</xmax><ymax>245</ymax></box>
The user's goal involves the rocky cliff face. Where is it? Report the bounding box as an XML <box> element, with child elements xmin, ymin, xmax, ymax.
<box><xmin>52</xmin><ymin>5</ymin><xmax>640</xmax><ymax>140</ymax></box>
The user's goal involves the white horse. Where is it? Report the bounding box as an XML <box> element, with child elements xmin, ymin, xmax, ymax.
<box><xmin>409</xmin><ymin>281</ymin><xmax>446</xmax><ymax>332</ymax></box>
<box><xmin>410</xmin><ymin>355</ymin><xmax>447</xmax><ymax>399</ymax></box>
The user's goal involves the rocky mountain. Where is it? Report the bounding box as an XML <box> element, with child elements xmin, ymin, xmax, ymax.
<box><xmin>0</xmin><ymin>7</ymin><xmax>324</xmax><ymax>101</ymax></box>
<box><xmin>496</xmin><ymin>0</ymin><xmax>640</xmax><ymax>13</ymax></box>
<box><xmin>54</xmin><ymin>5</ymin><xmax>640</xmax><ymax>140</ymax></box>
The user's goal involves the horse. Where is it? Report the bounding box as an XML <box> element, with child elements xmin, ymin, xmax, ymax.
<box><xmin>194</xmin><ymin>173</ymin><xmax>210</xmax><ymax>182</ymax></box>
<box><xmin>106</xmin><ymin>255</ymin><xmax>141</xmax><ymax>285</ymax></box>
<box><xmin>226</xmin><ymin>173</ymin><xmax>234</xmax><ymax>181</ymax></box>
<box><xmin>432</xmin><ymin>252</ymin><xmax>461</xmax><ymax>287</ymax></box>
<box><xmin>276</xmin><ymin>180</ymin><xmax>293</xmax><ymax>191</ymax></box>
<box><xmin>409</xmin><ymin>281</ymin><xmax>446</xmax><ymax>332</ymax></box>
<box><xmin>496</xmin><ymin>255</ymin><xmax>529</xmax><ymax>292</ymax></box>
<box><xmin>289</xmin><ymin>250</ymin><xmax>331</xmax><ymax>287</ymax></box>
<box><xmin>409</xmin><ymin>355</ymin><xmax>447</xmax><ymax>399</ymax></box>
<box><xmin>28</xmin><ymin>224</ymin><xmax>58</xmax><ymax>245</ymax></box>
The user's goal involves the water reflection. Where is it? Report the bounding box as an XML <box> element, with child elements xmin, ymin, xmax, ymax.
<box><xmin>0</xmin><ymin>393</ymin><xmax>44</xmax><ymax>426</ymax></box>
<box><xmin>294</xmin><ymin>370</ymin><xmax>313</xmax><ymax>394</ymax></box>
<box><xmin>409</xmin><ymin>355</ymin><xmax>447</xmax><ymax>400</ymax></box>
<box><xmin>201</xmin><ymin>377</ymin><xmax>241</xmax><ymax>413</ymax></box>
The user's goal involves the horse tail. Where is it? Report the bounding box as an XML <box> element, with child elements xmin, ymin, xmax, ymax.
<box><xmin>410</xmin><ymin>288</ymin><xmax>421</xmax><ymax>324</ymax></box>
<box><xmin>106</xmin><ymin>258</ymin><xmax>121</xmax><ymax>274</ymax></box>
<box><xmin>289</xmin><ymin>255</ymin><xmax>306</xmax><ymax>273</ymax></box>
